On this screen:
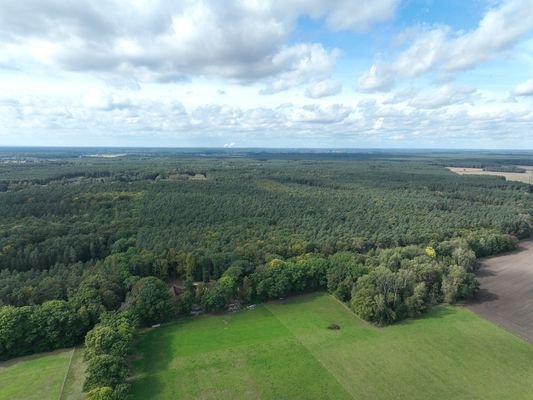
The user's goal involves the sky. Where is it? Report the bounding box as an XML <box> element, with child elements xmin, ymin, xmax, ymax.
<box><xmin>0</xmin><ymin>0</ymin><xmax>533</xmax><ymax>148</ymax></box>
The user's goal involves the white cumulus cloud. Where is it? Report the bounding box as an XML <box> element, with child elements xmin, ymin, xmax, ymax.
<box><xmin>0</xmin><ymin>0</ymin><xmax>399</xmax><ymax>93</ymax></box>
<box><xmin>305</xmin><ymin>79</ymin><xmax>342</xmax><ymax>98</ymax></box>
<box><xmin>357</xmin><ymin>0</ymin><xmax>533</xmax><ymax>91</ymax></box>
<box><xmin>512</xmin><ymin>79</ymin><xmax>533</xmax><ymax>96</ymax></box>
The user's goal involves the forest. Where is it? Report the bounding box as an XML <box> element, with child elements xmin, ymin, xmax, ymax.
<box><xmin>1</xmin><ymin>149</ymin><xmax>533</xmax><ymax>399</ymax></box>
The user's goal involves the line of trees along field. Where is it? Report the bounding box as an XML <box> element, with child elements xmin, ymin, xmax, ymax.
<box><xmin>1</xmin><ymin>152</ymin><xmax>532</xmax><ymax>399</ymax></box>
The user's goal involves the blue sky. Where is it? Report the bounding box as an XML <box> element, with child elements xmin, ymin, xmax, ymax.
<box><xmin>0</xmin><ymin>0</ymin><xmax>532</xmax><ymax>148</ymax></box>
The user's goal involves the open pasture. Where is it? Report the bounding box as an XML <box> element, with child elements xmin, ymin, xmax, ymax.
<box><xmin>130</xmin><ymin>293</ymin><xmax>533</xmax><ymax>400</ymax></box>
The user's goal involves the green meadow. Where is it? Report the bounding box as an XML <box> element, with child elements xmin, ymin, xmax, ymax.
<box><xmin>0</xmin><ymin>349</ymin><xmax>70</xmax><ymax>400</ymax></box>
<box><xmin>0</xmin><ymin>347</ymin><xmax>86</xmax><ymax>400</ymax></box>
<box><xmin>130</xmin><ymin>293</ymin><xmax>533</xmax><ymax>400</ymax></box>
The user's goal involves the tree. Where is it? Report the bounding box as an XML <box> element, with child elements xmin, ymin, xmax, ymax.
<box><xmin>425</xmin><ymin>246</ymin><xmax>437</xmax><ymax>258</ymax></box>
<box><xmin>0</xmin><ymin>305</ymin><xmax>33</xmax><ymax>359</ymax></box>
<box><xmin>441</xmin><ymin>265</ymin><xmax>479</xmax><ymax>303</ymax></box>
<box><xmin>201</xmin><ymin>276</ymin><xmax>235</xmax><ymax>311</ymax></box>
<box><xmin>84</xmin><ymin>325</ymin><xmax>132</xmax><ymax>360</ymax></box>
<box><xmin>350</xmin><ymin>288</ymin><xmax>375</xmax><ymax>321</ymax></box>
<box><xmin>334</xmin><ymin>277</ymin><xmax>354</xmax><ymax>302</ymax></box>
<box><xmin>87</xmin><ymin>387</ymin><xmax>114</xmax><ymax>400</ymax></box>
<box><xmin>33</xmin><ymin>300</ymin><xmax>85</xmax><ymax>351</ymax></box>
<box><xmin>84</xmin><ymin>354</ymin><xmax>128</xmax><ymax>391</ymax></box>
<box><xmin>240</xmin><ymin>276</ymin><xmax>253</xmax><ymax>303</ymax></box>
<box><xmin>175</xmin><ymin>291</ymin><xmax>193</xmax><ymax>316</ymax></box>
<box><xmin>405</xmin><ymin>282</ymin><xmax>427</xmax><ymax>317</ymax></box>
<box><xmin>452</xmin><ymin>247</ymin><xmax>477</xmax><ymax>272</ymax></box>
<box><xmin>126</xmin><ymin>277</ymin><xmax>174</xmax><ymax>327</ymax></box>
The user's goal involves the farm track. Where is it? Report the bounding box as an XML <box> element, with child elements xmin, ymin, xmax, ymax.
<box><xmin>467</xmin><ymin>240</ymin><xmax>533</xmax><ymax>343</ymax></box>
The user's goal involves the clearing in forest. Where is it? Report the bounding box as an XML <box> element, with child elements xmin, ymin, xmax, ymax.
<box><xmin>130</xmin><ymin>293</ymin><xmax>533</xmax><ymax>400</ymax></box>
<box><xmin>446</xmin><ymin>166</ymin><xmax>533</xmax><ymax>183</ymax></box>
<box><xmin>468</xmin><ymin>240</ymin><xmax>533</xmax><ymax>343</ymax></box>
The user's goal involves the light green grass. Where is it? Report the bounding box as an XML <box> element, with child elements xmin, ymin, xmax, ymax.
<box><xmin>60</xmin><ymin>347</ymin><xmax>87</xmax><ymax>400</ymax></box>
<box><xmin>130</xmin><ymin>293</ymin><xmax>533</xmax><ymax>400</ymax></box>
<box><xmin>0</xmin><ymin>349</ymin><xmax>72</xmax><ymax>400</ymax></box>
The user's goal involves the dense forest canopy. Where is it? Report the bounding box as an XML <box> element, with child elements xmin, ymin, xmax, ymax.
<box><xmin>1</xmin><ymin>148</ymin><xmax>533</xmax><ymax>398</ymax></box>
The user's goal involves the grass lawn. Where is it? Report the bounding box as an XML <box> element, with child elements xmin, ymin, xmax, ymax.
<box><xmin>0</xmin><ymin>349</ymin><xmax>73</xmax><ymax>400</ymax></box>
<box><xmin>130</xmin><ymin>293</ymin><xmax>533</xmax><ymax>400</ymax></box>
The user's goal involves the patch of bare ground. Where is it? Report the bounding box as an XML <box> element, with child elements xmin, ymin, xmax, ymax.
<box><xmin>467</xmin><ymin>240</ymin><xmax>533</xmax><ymax>343</ymax></box>
<box><xmin>447</xmin><ymin>167</ymin><xmax>533</xmax><ymax>183</ymax></box>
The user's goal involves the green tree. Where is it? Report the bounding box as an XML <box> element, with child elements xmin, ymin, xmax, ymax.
<box><xmin>84</xmin><ymin>325</ymin><xmax>133</xmax><ymax>360</ymax></box>
<box><xmin>87</xmin><ymin>387</ymin><xmax>114</xmax><ymax>400</ymax></box>
<box><xmin>84</xmin><ymin>354</ymin><xmax>128</xmax><ymax>391</ymax></box>
<box><xmin>241</xmin><ymin>276</ymin><xmax>253</xmax><ymax>303</ymax></box>
<box><xmin>126</xmin><ymin>277</ymin><xmax>174</xmax><ymax>327</ymax></box>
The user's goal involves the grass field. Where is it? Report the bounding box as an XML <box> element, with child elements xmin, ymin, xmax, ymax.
<box><xmin>131</xmin><ymin>293</ymin><xmax>533</xmax><ymax>400</ymax></box>
<box><xmin>0</xmin><ymin>349</ymin><xmax>72</xmax><ymax>400</ymax></box>
<box><xmin>0</xmin><ymin>347</ymin><xmax>86</xmax><ymax>400</ymax></box>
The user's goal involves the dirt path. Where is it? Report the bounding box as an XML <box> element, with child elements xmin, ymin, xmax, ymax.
<box><xmin>467</xmin><ymin>240</ymin><xmax>533</xmax><ymax>343</ymax></box>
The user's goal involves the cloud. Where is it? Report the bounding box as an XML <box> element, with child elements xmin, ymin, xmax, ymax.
<box><xmin>312</xmin><ymin>0</ymin><xmax>400</xmax><ymax>32</ymax></box>
<box><xmin>373</xmin><ymin>117</ymin><xmax>384</xmax><ymax>130</ymax></box>
<box><xmin>357</xmin><ymin>63</ymin><xmax>396</xmax><ymax>92</ymax></box>
<box><xmin>408</xmin><ymin>85</ymin><xmax>477</xmax><ymax>109</ymax></box>
<box><xmin>305</xmin><ymin>79</ymin><xmax>342</xmax><ymax>98</ymax></box>
<box><xmin>0</xmin><ymin>0</ymin><xmax>399</xmax><ymax>92</ymax></box>
<box><xmin>259</xmin><ymin>45</ymin><xmax>339</xmax><ymax>94</ymax></box>
<box><xmin>3</xmin><ymin>92</ymin><xmax>533</xmax><ymax>148</ymax></box>
<box><xmin>512</xmin><ymin>79</ymin><xmax>533</xmax><ymax>96</ymax></box>
<box><xmin>285</xmin><ymin>104</ymin><xmax>351</xmax><ymax>123</ymax></box>
<box><xmin>357</xmin><ymin>0</ymin><xmax>533</xmax><ymax>91</ymax></box>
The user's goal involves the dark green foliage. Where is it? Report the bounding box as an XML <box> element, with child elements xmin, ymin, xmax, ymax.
<box><xmin>0</xmin><ymin>262</ymin><xmax>84</xmax><ymax>306</ymax></box>
<box><xmin>200</xmin><ymin>276</ymin><xmax>236</xmax><ymax>311</ymax></box>
<box><xmin>0</xmin><ymin>300</ymin><xmax>88</xmax><ymax>360</ymax></box>
<box><xmin>250</xmin><ymin>255</ymin><xmax>329</xmax><ymax>301</ymax></box>
<box><xmin>83</xmin><ymin>311</ymin><xmax>135</xmax><ymax>399</ymax></box>
<box><xmin>84</xmin><ymin>355</ymin><xmax>128</xmax><ymax>391</ymax></box>
<box><xmin>125</xmin><ymin>277</ymin><xmax>174</xmax><ymax>327</ymax></box>
<box><xmin>175</xmin><ymin>291</ymin><xmax>193</xmax><ymax>316</ymax></box>
<box><xmin>327</xmin><ymin>252</ymin><xmax>367</xmax><ymax>301</ymax></box>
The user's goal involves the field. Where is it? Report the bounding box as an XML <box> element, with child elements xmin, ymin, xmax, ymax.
<box><xmin>447</xmin><ymin>166</ymin><xmax>533</xmax><ymax>183</ymax></box>
<box><xmin>130</xmin><ymin>293</ymin><xmax>533</xmax><ymax>400</ymax></box>
<box><xmin>0</xmin><ymin>349</ymin><xmax>71</xmax><ymax>400</ymax></box>
<box><xmin>468</xmin><ymin>240</ymin><xmax>533</xmax><ymax>343</ymax></box>
<box><xmin>0</xmin><ymin>347</ymin><xmax>86</xmax><ymax>400</ymax></box>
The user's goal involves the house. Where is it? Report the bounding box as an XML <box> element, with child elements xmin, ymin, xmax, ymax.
<box><xmin>172</xmin><ymin>285</ymin><xmax>183</xmax><ymax>296</ymax></box>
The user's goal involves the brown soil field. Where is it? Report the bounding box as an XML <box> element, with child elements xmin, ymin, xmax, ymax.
<box><xmin>467</xmin><ymin>240</ymin><xmax>533</xmax><ymax>343</ymax></box>
<box><xmin>447</xmin><ymin>167</ymin><xmax>533</xmax><ymax>183</ymax></box>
